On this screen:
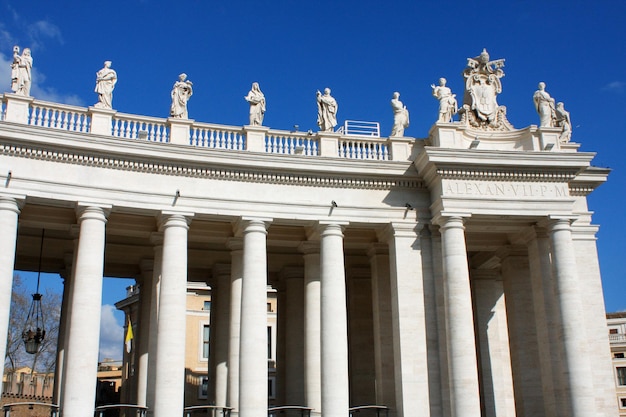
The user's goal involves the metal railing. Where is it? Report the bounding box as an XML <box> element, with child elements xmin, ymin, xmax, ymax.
<box><xmin>184</xmin><ymin>405</ymin><xmax>232</xmax><ymax>417</ymax></box>
<box><xmin>336</xmin><ymin>120</ymin><xmax>380</xmax><ymax>137</ymax></box>
<box><xmin>268</xmin><ymin>406</ymin><xmax>313</xmax><ymax>417</ymax></box>
<box><xmin>349</xmin><ymin>405</ymin><xmax>389</xmax><ymax>417</ymax></box>
<box><xmin>3</xmin><ymin>402</ymin><xmax>59</xmax><ymax>417</ymax></box>
<box><xmin>94</xmin><ymin>404</ymin><xmax>148</xmax><ymax>417</ymax></box>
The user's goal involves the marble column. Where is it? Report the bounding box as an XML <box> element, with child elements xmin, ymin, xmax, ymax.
<box><xmin>145</xmin><ymin>233</ymin><xmax>163</xmax><ymax>415</ymax></box>
<box><xmin>0</xmin><ymin>197</ymin><xmax>21</xmax><ymax>378</ymax></box>
<box><xmin>53</xmin><ymin>273</ymin><xmax>70</xmax><ymax>405</ymax></box>
<box><xmin>319</xmin><ymin>222</ymin><xmax>349</xmax><ymax>417</ymax></box>
<box><xmin>238</xmin><ymin>219</ymin><xmax>271</xmax><ymax>417</ymax></box>
<box><xmin>136</xmin><ymin>259</ymin><xmax>155</xmax><ymax>408</ymax></box>
<box><xmin>300</xmin><ymin>241</ymin><xmax>321</xmax><ymax>416</ymax></box>
<box><xmin>283</xmin><ymin>267</ymin><xmax>305</xmax><ymax>405</ymax></box>
<box><xmin>61</xmin><ymin>205</ymin><xmax>109</xmax><ymax>417</ymax></box>
<box><xmin>502</xmin><ymin>254</ymin><xmax>544</xmax><ymax>416</ymax></box>
<box><xmin>438</xmin><ymin>216</ymin><xmax>481</xmax><ymax>417</ymax></box>
<box><xmin>58</xmin><ymin>233</ymin><xmax>79</xmax><ymax>409</ymax></box>
<box><xmin>211</xmin><ymin>264</ymin><xmax>232</xmax><ymax>407</ymax></box>
<box><xmin>227</xmin><ymin>238</ymin><xmax>243</xmax><ymax>413</ymax></box>
<box><xmin>367</xmin><ymin>244</ymin><xmax>396</xmax><ymax>411</ymax></box>
<box><xmin>420</xmin><ymin>226</ymin><xmax>443</xmax><ymax>416</ymax></box>
<box><xmin>527</xmin><ymin>228</ymin><xmax>562</xmax><ymax>417</ymax></box>
<box><xmin>548</xmin><ymin>218</ymin><xmax>595</xmax><ymax>417</ymax></box>
<box><xmin>473</xmin><ymin>271</ymin><xmax>515</xmax><ymax>417</ymax></box>
<box><xmin>153</xmin><ymin>214</ymin><xmax>191</xmax><ymax>417</ymax></box>
<box><xmin>384</xmin><ymin>223</ymin><xmax>431</xmax><ymax>417</ymax></box>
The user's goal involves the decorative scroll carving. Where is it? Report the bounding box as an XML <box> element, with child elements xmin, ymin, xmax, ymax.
<box><xmin>459</xmin><ymin>49</ymin><xmax>513</xmax><ymax>131</ymax></box>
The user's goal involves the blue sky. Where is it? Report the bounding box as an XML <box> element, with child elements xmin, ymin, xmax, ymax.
<box><xmin>3</xmin><ymin>0</ymin><xmax>626</xmax><ymax>359</ymax></box>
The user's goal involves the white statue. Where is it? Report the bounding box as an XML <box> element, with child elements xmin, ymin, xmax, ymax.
<box><xmin>533</xmin><ymin>82</ymin><xmax>556</xmax><ymax>127</ymax></box>
<box><xmin>431</xmin><ymin>78</ymin><xmax>457</xmax><ymax>123</ymax></box>
<box><xmin>555</xmin><ymin>102</ymin><xmax>571</xmax><ymax>143</ymax></box>
<box><xmin>10</xmin><ymin>46</ymin><xmax>33</xmax><ymax>96</ymax></box>
<box><xmin>94</xmin><ymin>61</ymin><xmax>117</xmax><ymax>109</ymax></box>
<box><xmin>170</xmin><ymin>73</ymin><xmax>193</xmax><ymax>119</ymax></box>
<box><xmin>390</xmin><ymin>92</ymin><xmax>409</xmax><ymax>136</ymax></box>
<box><xmin>316</xmin><ymin>88</ymin><xmax>338</xmax><ymax>132</ymax></box>
<box><xmin>244</xmin><ymin>82</ymin><xmax>266</xmax><ymax>126</ymax></box>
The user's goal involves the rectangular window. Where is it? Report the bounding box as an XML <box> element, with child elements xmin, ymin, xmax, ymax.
<box><xmin>615</xmin><ymin>353</ymin><xmax>625</xmax><ymax>359</ymax></box>
<box><xmin>610</xmin><ymin>329</ymin><xmax>619</xmax><ymax>334</ymax></box>
<box><xmin>202</xmin><ymin>325</ymin><xmax>210</xmax><ymax>359</ymax></box>
<box><xmin>203</xmin><ymin>301</ymin><xmax>211</xmax><ymax>311</ymax></box>
<box><xmin>267</xmin><ymin>302</ymin><xmax>272</xmax><ymax>312</ymax></box>
<box><xmin>621</xmin><ymin>398</ymin><xmax>626</xmax><ymax>408</ymax></box>
<box><xmin>617</xmin><ymin>367</ymin><xmax>626</xmax><ymax>385</ymax></box>
<box><xmin>267</xmin><ymin>326</ymin><xmax>272</xmax><ymax>359</ymax></box>
<box><xmin>199</xmin><ymin>376</ymin><xmax>208</xmax><ymax>399</ymax></box>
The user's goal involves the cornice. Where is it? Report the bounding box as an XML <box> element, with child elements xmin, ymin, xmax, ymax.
<box><xmin>435</xmin><ymin>167</ymin><xmax>577</xmax><ymax>182</ymax></box>
<box><xmin>0</xmin><ymin>126</ymin><xmax>425</xmax><ymax>191</ymax></box>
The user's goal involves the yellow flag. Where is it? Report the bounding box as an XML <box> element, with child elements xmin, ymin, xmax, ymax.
<box><xmin>125</xmin><ymin>317</ymin><xmax>134</xmax><ymax>353</ymax></box>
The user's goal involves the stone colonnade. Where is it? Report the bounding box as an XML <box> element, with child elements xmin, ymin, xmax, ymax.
<box><xmin>0</xmin><ymin>196</ymin><xmax>608</xmax><ymax>417</ymax></box>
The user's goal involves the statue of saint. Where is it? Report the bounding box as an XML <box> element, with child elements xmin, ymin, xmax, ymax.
<box><xmin>244</xmin><ymin>82</ymin><xmax>266</xmax><ymax>126</ymax></box>
<box><xmin>555</xmin><ymin>102</ymin><xmax>571</xmax><ymax>143</ymax></box>
<box><xmin>170</xmin><ymin>73</ymin><xmax>193</xmax><ymax>119</ymax></box>
<box><xmin>10</xmin><ymin>46</ymin><xmax>33</xmax><ymax>96</ymax></box>
<box><xmin>431</xmin><ymin>78</ymin><xmax>457</xmax><ymax>123</ymax></box>
<box><xmin>94</xmin><ymin>61</ymin><xmax>117</xmax><ymax>109</ymax></box>
<box><xmin>390</xmin><ymin>92</ymin><xmax>409</xmax><ymax>136</ymax></box>
<box><xmin>533</xmin><ymin>82</ymin><xmax>556</xmax><ymax>127</ymax></box>
<box><xmin>316</xmin><ymin>88</ymin><xmax>338</xmax><ymax>132</ymax></box>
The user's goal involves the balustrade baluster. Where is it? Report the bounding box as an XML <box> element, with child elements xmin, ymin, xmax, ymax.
<box><xmin>227</xmin><ymin>131</ymin><xmax>233</xmax><ymax>149</ymax></box>
<box><xmin>68</xmin><ymin>113</ymin><xmax>76</xmax><ymax>131</ymax></box>
<box><xmin>43</xmin><ymin>108</ymin><xmax>50</xmax><ymax>128</ymax></box>
<box><xmin>236</xmin><ymin>133</ymin><xmax>242</xmax><ymax>150</ymax></box>
<box><xmin>30</xmin><ymin>106</ymin><xmax>39</xmax><ymax>125</ymax></box>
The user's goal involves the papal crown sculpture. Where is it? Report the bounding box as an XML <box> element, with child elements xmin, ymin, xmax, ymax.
<box><xmin>5</xmin><ymin>47</ymin><xmax>572</xmax><ymax>143</ymax></box>
<box><xmin>458</xmin><ymin>48</ymin><xmax>511</xmax><ymax>131</ymax></box>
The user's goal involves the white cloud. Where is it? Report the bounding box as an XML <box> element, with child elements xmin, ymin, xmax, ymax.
<box><xmin>26</xmin><ymin>20</ymin><xmax>63</xmax><ymax>49</ymax></box>
<box><xmin>602</xmin><ymin>81</ymin><xmax>626</xmax><ymax>93</ymax></box>
<box><xmin>99</xmin><ymin>304</ymin><xmax>123</xmax><ymax>361</ymax></box>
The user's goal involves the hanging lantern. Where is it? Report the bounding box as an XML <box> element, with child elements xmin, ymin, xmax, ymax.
<box><xmin>22</xmin><ymin>229</ymin><xmax>46</xmax><ymax>354</ymax></box>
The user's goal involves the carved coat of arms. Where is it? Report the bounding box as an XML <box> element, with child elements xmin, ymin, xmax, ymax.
<box><xmin>460</xmin><ymin>49</ymin><xmax>513</xmax><ymax>131</ymax></box>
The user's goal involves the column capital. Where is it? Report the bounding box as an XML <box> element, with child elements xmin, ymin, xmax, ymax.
<box><xmin>377</xmin><ymin>221</ymin><xmax>422</xmax><ymax>243</ymax></box>
<box><xmin>318</xmin><ymin>221</ymin><xmax>347</xmax><ymax>238</ymax></box>
<box><xmin>75</xmin><ymin>204</ymin><xmax>111</xmax><ymax>222</ymax></box>
<box><xmin>367</xmin><ymin>242</ymin><xmax>388</xmax><ymax>258</ymax></box>
<box><xmin>226</xmin><ymin>236</ymin><xmax>243</xmax><ymax>251</ymax></box>
<box><xmin>0</xmin><ymin>196</ymin><xmax>24</xmax><ymax>214</ymax></box>
<box><xmin>539</xmin><ymin>216</ymin><xmax>577</xmax><ymax>233</ymax></box>
<box><xmin>150</xmin><ymin>231</ymin><xmax>164</xmax><ymax>246</ymax></box>
<box><xmin>157</xmin><ymin>212</ymin><xmax>193</xmax><ymax>231</ymax></box>
<box><xmin>298</xmin><ymin>240</ymin><xmax>320</xmax><ymax>255</ymax></box>
<box><xmin>432</xmin><ymin>213</ymin><xmax>471</xmax><ymax>228</ymax></box>
<box><xmin>233</xmin><ymin>217</ymin><xmax>272</xmax><ymax>236</ymax></box>
<box><xmin>436</xmin><ymin>214</ymin><xmax>470</xmax><ymax>231</ymax></box>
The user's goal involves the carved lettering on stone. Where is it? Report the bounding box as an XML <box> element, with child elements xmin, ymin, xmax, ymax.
<box><xmin>443</xmin><ymin>180</ymin><xmax>569</xmax><ymax>198</ymax></box>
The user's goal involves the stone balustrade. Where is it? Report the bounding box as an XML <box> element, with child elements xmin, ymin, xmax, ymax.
<box><xmin>0</xmin><ymin>93</ymin><xmax>413</xmax><ymax>161</ymax></box>
<box><xmin>112</xmin><ymin>112</ymin><xmax>169</xmax><ymax>142</ymax></box>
